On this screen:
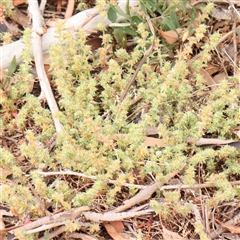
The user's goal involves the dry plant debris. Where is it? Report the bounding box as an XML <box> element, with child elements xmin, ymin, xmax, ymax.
<box><xmin>0</xmin><ymin>0</ymin><xmax>240</xmax><ymax>239</ymax></box>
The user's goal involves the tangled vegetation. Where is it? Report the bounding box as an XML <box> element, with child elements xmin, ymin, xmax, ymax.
<box><xmin>1</xmin><ymin>0</ymin><xmax>240</xmax><ymax>239</ymax></box>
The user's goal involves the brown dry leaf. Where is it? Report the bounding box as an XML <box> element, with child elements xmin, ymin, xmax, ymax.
<box><xmin>109</xmin><ymin>221</ymin><xmax>124</xmax><ymax>233</ymax></box>
<box><xmin>103</xmin><ymin>222</ymin><xmax>128</xmax><ymax>240</ymax></box>
<box><xmin>86</xmin><ymin>37</ymin><xmax>102</xmax><ymax>51</ymax></box>
<box><xmin>162</xmin><ymin>226</ymin><xmax>185</xmax><ymax>240</ymax></box>
<box><xmin>205</xmin><ymin>64</ymin><xmax>219</xmax><ymax>75</ymax></box>
<box><xmin>113</xmin><ymin>133</ymin><xmax>164</xmax><ymax>147</ymax></box>
<box><xmin>199</xmin><ymin>68</ymin><xmax>217</xmax><ymax>89</ymax></box>
<box><xmin>215</xmin><ymin>218</ymin><xmax>240</xmax><ymax>234</ymax></box>
<box><xmin>146</xmin><ymin>126</ymin><xmax>158</xmax><ymax>135</ymax></box>
<box><xmin>16</xmin><ymin>154</ymin><xmax>26</xmax><ymax>163</ymax></box>
<box><xmin>212</xmin><ymin>72</ymin><xmax>227</xmax><ymax>84</ymax></box>
<box><xmin>0</xmin><ymin>168</ymin><xmax>13</xmax><ymax>179</ymax></box>
<box><xmin>158</xmin><ymin>28</ymin><xmax>181</xmax><ymax>45</ymax></box>
<box><xmin>145</xmin><ymin>137</ymin><xmax>165</xmax><ymax>147</ymax></box>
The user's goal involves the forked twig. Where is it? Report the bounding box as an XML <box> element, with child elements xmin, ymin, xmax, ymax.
<box><xmin>120</xmin><ymin>15</ymin><xmax>155</xmax><ymax>102</ymax></box>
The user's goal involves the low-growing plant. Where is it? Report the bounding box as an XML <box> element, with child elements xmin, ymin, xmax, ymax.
<box><xmin>1</xmin><ymin>1</ymin><xmax>240</xmax><ymax>239</ymax></box>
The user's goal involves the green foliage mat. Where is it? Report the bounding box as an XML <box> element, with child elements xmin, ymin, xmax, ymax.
<box><xmin>1</xmin><ymin>1</ymin><xmax>240</xmax><ymax>239</ymax></box>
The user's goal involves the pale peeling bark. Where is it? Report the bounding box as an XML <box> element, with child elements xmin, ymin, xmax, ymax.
<box><xmin>28</xmin><ymin>0</ymin><xmax>64</xmax><ymax>132</ymax></box>
<box><xmin>1</xmin><ymin>0</ymin><xmax>138</xmax><ymax>132</ymax></box>
<box><xmin>1</xmin><ymin>0</ymin><xmax>138</xmax><ymax>69</ymax></box>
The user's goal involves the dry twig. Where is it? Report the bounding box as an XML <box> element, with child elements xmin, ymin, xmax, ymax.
<box><xmin>120</xmin><ymin>15</ymin><xmax>155</xmax><ymax>102</ymax></box>
<box><xmin>28</xmin><ymin>0</ymin><xmax>64</xmax><ymax>132</ymax></box>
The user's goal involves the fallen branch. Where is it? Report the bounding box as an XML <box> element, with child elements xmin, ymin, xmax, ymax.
<box><xmin>160</xmin><ymin>180</ymin><xmax>240</xmax><ymax>190</ymax></box>
<box><xmin>83</xmin><ymin>209</ymin><xmax>154</xmax><ymax>222</ymax></box>
<box><xmin>36</xmin><ymin>169</ymin><xmax>147</xmax><ymax>189</ymax></box>
<box><xmin>38</xmin><ymin>225</ymin><xmax>67</xmax><ymax>240</ymax></box>
<box><xmin>1</xmin><ymin>0</ymin><xmax>139</xmax><ymax>69</ymax></box>
<box><xmin>113</xmin><ymin>163</ymin><xmax>187</xmax><ymax>213</ymax></box>
<box><xmin>28</xmin><ymin>0</ymin><xmax>63</xmax><ymax>132</ymax></box>
<box><xmin>193</xmin><ymin>0</ymin><xmax>240</xmax><ymax>6</ymax></box>
<box><xmin>12</xmin><ymin>206</ymin><xmax>89</xmax><ymax>234</ymax></box>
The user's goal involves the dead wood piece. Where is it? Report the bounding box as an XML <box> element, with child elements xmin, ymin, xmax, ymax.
<box><xmin>194</xmin><ymin>0</ymin><xmax>240</xmax><ymax>6</ymax></box>
<box><xmin>113</xmin><ymin>163</ymin><xmax>187</xmax><ymax>213</ymax></box>
<box><xmin>26</xmin><ymin>221</ymin><xmax>65</xmax><ymax>234</ymax></box>
<box><xmin>191</xmin><ymin>204</ymin><xmax>209</xmax><ymax>237</ymax></box>
<box><xmin>12</xmin><ymin>206</ymin><xmax>89</xmax><ymax>233</ymax></box>
<box><xmin>28</xmin><ymin>0</ymin><xmax>63</xmax><ymax>132</ymax></box>
<box><xmin>195</xmin><ymin>138</ymin><xmax>239</xmax><ymax>146</ymax></box>
<box><xmin>38</xmin><ymin>225</ymin><xmax>66</xmax><ymax>240</ymax></box>
<box><xmin>38</xmin><ymin>167</ymin><xmax>239</xmax><ymax>193</ymax></box>
<box><xmin>230</xmin><ymin>4</ymin><xmax>239</xmax><ymax>75</ymax></box>
<box><xmin>113</xmin><ymin>182</ymin><xmax>162</xmax><ymax>213</ymax></box>
<box><xmin>11</xmin><ymin>7</ymin><xmax>31</xmax><ymax>28</ymax></box>
<box><xmin>160</xmin><ymin>180</ymin><xmax>240</xmax><ymax>190</ymax></box>
<box><xmin>1</xmin><ymin>0</ymin><xmax>139</xmax><ymax>70</ymax></box>
<box><xmin>39</xmin><ymin>0</ymin><xmax>47</xmax><ymax>14</ymax></box>
<box><xmin>36</xmin><ymin>170</ymin><xmax>147</xmax><ymax>189</ymax></box>
<box><xmin>83</xmin><ymin>209</ymin><xmax>154</xmax><ymax>223</ymax></box>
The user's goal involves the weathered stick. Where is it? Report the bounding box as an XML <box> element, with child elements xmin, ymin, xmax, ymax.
<box><xmin>1</xmin><ymin>0</ymin><xmax>139</xmax><ymax>69</ymax></box>
<box><xmin>28</xmin><ymin>0</ymin><xmax>64</xmax><ymax>132</ymax></box>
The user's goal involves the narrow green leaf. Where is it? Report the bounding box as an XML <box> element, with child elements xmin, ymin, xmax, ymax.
<box><xmin>7</xmin><ymin>56</ymin><xmax>17</xmax><ymax>76</ymax></box>
<box><xmin>162</xmin><ymin>17</ymin><xmax>177</xmax><ymax>31</ymax></box>
<box><xmin>170</xmin><ymin>9</ymin><xmax>180</xmax><ymax>28</ymax></box>
<box><xmin>3</xmin><ymin>56</ymin><xmax>17</xmax><ymax>89</ymax></box>
<box><xmin>108</xmin><ymin>3</ymin><xmax>130</xmax><ymax>20</ymax></box>
<box><xmin>125</xmin><ymin>0</ymin><xmax>130</xmax><ymax>17</ymax></box>
<box><xmin>113</xmin><ymin>28</ymin><xmax>125</xmax><ymax>45</ymax></box>
<box><xmin>122</xmin><ymin>26</ymin><xmax>138</xmax><ymax>36</ymax></box>
<box><xmin>139</xmin><ymin>1</ymin><xmax>147</xmax><ymax>14</ymax></box>
<box><xmin>108</xmin><ymin>6</ymin><xmax>117</xmax><ymax>22</ymax></box>
<box><xmin>180</xmin><ymin>0</ymin><xmax>187</xmax><ymax>15</ymax></box>
<box><xmin>132</xmin><ymin>15</ymin><xmax>142</xmax><ymax>25</ymax></box>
